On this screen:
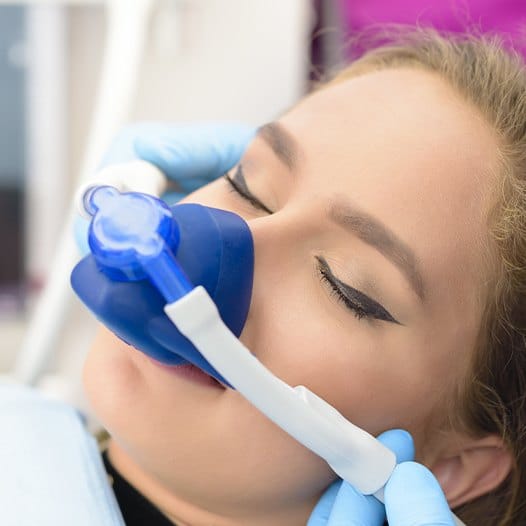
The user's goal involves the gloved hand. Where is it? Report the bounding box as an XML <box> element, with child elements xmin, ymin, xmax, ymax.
<box><xmin>308</xmin><ymin>429</ymin><xmax>455</xmax><ymax>526</ymax></box>
<box><xmin>75</xmin><ymin>122</ymin><xmax>255</xmax><ymax>253</ymax></box>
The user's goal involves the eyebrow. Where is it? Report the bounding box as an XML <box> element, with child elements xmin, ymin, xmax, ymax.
<box><xmin>257</xmin><ymin>121</ymin><xmax>425</xmax><ymax>301</ymax></box>
<box><xmin>329</xmin><ymin>201</ymin><xmax>426</xmax><ymax>302</ymax></box>
<box><xmin>256</xmin><ymin>122</ymin><xmax>299</xmax><ymax>171</ymax></box>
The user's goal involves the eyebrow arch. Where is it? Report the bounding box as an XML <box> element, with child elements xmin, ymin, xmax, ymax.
<box><xmin>329</xmin><ymin>201</ymin><xmax>425</xmax><ymax>302</ymax></box>
<box><xmin>256</xmin><ymin>122</ymin><xmax>299</xmax><ymax>171</ymax></box>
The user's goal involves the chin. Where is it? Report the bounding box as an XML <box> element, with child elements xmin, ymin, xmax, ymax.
<box><xmin>82</xmin><ymin>327</ymin><xmax>222</xmax><ymax>449</ymax></box>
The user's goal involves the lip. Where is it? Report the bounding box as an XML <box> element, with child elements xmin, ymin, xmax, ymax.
<box><xmin>144</xmin><ymin>354</ymin><xmax>226</xmax><ymax>389</ymax></box>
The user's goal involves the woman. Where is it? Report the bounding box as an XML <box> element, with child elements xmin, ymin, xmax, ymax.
<box><xmin>83</xmin><ymin>29</ymin><xmax>526</xmax><ymax>525</ymax></box>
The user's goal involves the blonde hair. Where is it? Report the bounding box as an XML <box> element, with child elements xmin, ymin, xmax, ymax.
<box><xmin>324</xmin><ymin>28</ymin><xmax>526</xmax><ymax>525</ymax></box>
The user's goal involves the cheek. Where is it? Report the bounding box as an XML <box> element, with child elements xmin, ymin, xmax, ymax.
<box><xmin>83</xmin><ymin>329</ymin><xmax>200</xmax><ymax>447</ymax></box>
<box><xmin>179</xmin><ymin>178</ymin><xmax>232</xmax><ymax>208</ymax></box>
<box><xmin>243</xmin><ymin>281</ymin><xmax>442</xmax><ymax>439</ymax></box>
<box><xmin>82</xmin><ymin>329</ymin><xmax>156</xmax><ymax>441</ymax></box>
<box><xmin>83</xmin><ymin>329</ymin><xmax>336</xmax><ymax>506</ymax></box>
<box><xmin>83</xmin><ymin>329</ymin><xmax>136</xmax><ymax>413</ymax></box>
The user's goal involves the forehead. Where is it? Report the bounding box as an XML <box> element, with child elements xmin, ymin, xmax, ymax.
<box><xmin>279</xmin><ymin>68</ymin><xmax>499</xmax><ymax>310</ymax></box>
<box><xmin>283</xmin><ymin>68</ymin><xmax>497</xmax><ymax>175</ymax></box>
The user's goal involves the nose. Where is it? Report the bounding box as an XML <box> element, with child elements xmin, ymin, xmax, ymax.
<box><xmin>238</xmin><ymin>208</ymin><xmax>309</xmax><ymax>347</ymax></box>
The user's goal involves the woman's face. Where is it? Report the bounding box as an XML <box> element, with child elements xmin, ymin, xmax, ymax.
<box><xmin>84</xmin><ymin>68</ymin><xmax>499</xmax><ymax>525</ymax></box>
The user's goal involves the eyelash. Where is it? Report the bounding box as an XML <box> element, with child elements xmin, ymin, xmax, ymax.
<box><xmin>317</xmin><ymin>260</ymin><xmax>370</xmax><ymax>320</ymax></box>
<box><xmin>224</xmin><ymin>169</ymin><xmax>398</xmax><ymax>324</ymax></box>
<box><xmin>223</xmin><ymin>169</ymin><xmax>272</xmax><ymax>214</ymax></box>
<box><xmin>316</xmin><ymin>256</ymin><xmax>399</xmax><ymax>324</ymax></box>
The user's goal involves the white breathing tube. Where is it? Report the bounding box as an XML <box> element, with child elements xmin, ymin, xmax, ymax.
<box><xmin>164</xmin><ymin>287</ymin><xmax>465</xmax><ymax>526</ymax></box>
<box><xmin>166</xmin><ymin>287</ymin><xmax>395</xmax><ymax>496</ymax></box>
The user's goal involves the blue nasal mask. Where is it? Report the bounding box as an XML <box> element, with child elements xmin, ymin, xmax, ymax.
<box><xmin>71</xmin><ymin>186</ymin><xmax>254</xmax><ymax>387</ymax></box>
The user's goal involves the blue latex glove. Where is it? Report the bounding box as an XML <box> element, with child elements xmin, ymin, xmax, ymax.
<box><xmin>75</xmin><ymin>122</ymin><xmax>255</xmax><ymax>253</ymax></box>
<box><xmin>308</xmin><ymin>429</ymin><xmax>455</xmax><ymax>526</ymax></box>
<box><xmin>384</xmin><ymin>462</ymin><xmax>455</xmax><ymax>526</ymax></box>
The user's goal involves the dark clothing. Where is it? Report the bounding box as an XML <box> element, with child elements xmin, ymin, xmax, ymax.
<box><xmin>102</xmin><ymin>451</ymin><xmax>176</xmax><ymax>526</ymax></box>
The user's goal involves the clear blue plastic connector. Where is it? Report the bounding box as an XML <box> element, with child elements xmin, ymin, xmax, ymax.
<box><xmin>84</xmin><ymin>186</ymin><xmax>193</xmax><ymax>303</ymax></box>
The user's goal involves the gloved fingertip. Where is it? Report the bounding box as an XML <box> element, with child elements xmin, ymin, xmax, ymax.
<box><xmin>390</xmin><ymin>461</ymin><xmax>440</xmax><ymax>488</ymax></box>
<box><xmin>133</xmin><ymin>138</ymin><xmax>174</xmax><ymax>176</ymax></box>
<box><xmin>133</xmin><ymin>135</ymin><xmax>161</xmax><ymax>154</ymax></box>
<box><xmin>133</xmin><ymin>122</ymin><xmax>257</xmax><ymax>183</ymax></box>
<box><xmin>134</xmin><ymin>136</ymin><xmax>210</xmax><ymax>181</ymax></box>
<box><xmin>385</xmin><ymin>462</ymin><xmax>454</xmax><ymax>526</ymax></box>
<box><xmin>377</xmin><ymin>429</ymin><xmax>415</xmax><ymax>463</ymax></box>
<box><xmin>227</xmin><ymin>122</ymin><xmax>257</xmax><ymax>144</ymax></box>
<box><xmin>328</xmin><ymin>481</ymin><xmax>385</xmax><ymax>525</ymax></box>
<box><xmin>98</xmin><ymin>125</ymin><xmax>147</xmax><ymax>167</ymax></box>
<box><xmin>306</xmin><ymin>480</ymin><xmax>342</xmax><ymax>525</ymax></box>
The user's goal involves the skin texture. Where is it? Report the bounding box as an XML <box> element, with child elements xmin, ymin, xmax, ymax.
<box><xmin>84</xmin><ymin>68</ymin><xmax>505</xmax><ymax>525</ymax></box>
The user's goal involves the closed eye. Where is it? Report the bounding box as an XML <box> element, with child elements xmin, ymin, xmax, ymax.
<box><xmin>225</xmin><ymin>167</ymin><xmax>399</xmax><ymax>324</ymax></box>
<box><xmin>316</xmin><ymin>256</ymin><xmax>401</xmax><ymax>324</ymax></box>
<box><xmin>223</xmin><ymin>165</ymin><xmax>273</xmax><ymax>214</ymax></box>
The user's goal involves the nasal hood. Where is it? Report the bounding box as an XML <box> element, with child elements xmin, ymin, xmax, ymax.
<box><xmin>71</xmin><ymin>197</ymin><xmax>254</xmax><ymax>386</ymax></box>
